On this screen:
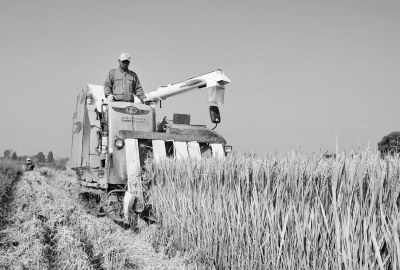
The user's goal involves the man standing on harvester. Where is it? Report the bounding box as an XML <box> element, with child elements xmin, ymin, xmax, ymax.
<box><xmin>104</xmin><ymin>53</ymin><xmax>147</xmax><ymax>103</ymax></box>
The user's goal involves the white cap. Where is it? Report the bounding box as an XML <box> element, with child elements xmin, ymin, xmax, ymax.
<box><xmin>119</xmin><ymin>53</ymin><xmax>131</xmax><ymax>61</ymax></box>
<box><xmin>26</xmin><ymin>158</ymin><xmax>31</xmax><ymax>161</ymax></box>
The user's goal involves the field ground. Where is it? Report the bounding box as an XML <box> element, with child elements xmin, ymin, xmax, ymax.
<box><xmin>0</xmin><ymin>168</ymin><xmax>201</xmax><ymax>270</ymax></box>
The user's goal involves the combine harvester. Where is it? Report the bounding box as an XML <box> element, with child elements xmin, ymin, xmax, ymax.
<box><xmin>71</xmin><ymin>69</ymin><xmax>232</xmax><ymax>225</ymax></box>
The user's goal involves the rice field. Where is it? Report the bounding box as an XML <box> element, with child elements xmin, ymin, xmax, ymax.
<box><xmin>1</xmin><ymin>150</ymin><xmax>400</xmax><ymax>269</ymax></box>
<box><xmin>145</xmin><ymin>150</ymin><xmax>400</xmax><ymax>269</ymax></box>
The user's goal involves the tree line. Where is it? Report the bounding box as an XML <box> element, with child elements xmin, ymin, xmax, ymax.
<box><xmin>2</xmin><ymin>131</ymin><xmax>399</xmax><ymax>162</ymax></box>
<box><xmin>2</xmin><ymin>150</ymin><xmax>69</xmax><ymax>165</ymax></box>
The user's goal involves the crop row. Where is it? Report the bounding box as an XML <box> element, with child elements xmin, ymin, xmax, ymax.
<box><xmin>145</xmin><ymin>151</ymin><xmax>400</xmax><ymax>269</ymax></box>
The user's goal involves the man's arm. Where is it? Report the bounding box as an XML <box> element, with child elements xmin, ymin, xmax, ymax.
<box><xmin>104</xmin><ymin>70</ymin><xmax>115</xmax><ymax>97</ymax></box>
<box><xmin>133</xmin><ymin>74</ymin><xmax>146</xmax><ymax>102</ymax></box>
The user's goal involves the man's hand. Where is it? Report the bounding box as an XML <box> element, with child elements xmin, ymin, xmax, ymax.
<box><xmin>141</xmin><ymin>97</ymin><xmax>152</xmax><ymax>104</ymax></box>
<box><xmin>107</xmin><ymin>95</ymin><xmax>115</xmax><ymax>102</ymax></box>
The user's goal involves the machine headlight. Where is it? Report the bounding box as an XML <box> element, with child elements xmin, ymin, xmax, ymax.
<box><xmin>114</xmin><ymin>139</ymin><xmax>125</xmax><ymax>149</ymax></box>
<box><xmin>225</xmin><ymin>145</ymin><xmax>232</xmax><ymax>154</ymax></box>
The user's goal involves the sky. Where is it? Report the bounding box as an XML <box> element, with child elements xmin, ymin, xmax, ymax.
<box><xmin>0</xmin><ymin>0</ymin><xmax>399</xmax><ymax>158</ymax></box>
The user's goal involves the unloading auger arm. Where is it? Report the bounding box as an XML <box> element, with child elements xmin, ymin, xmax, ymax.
<box><xmin>141</xmin><ymin>69</ymin><xmax>231</xmax><ymax>105</ymax></box>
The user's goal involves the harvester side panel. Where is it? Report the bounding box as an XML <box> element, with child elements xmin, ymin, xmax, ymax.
<box><xmin>90</xmin><ymin>155</ymin><xmax>100</xmax><ymax>168</ymax></box>
<box><xmin>86</xmin><ymin>105</ymin><xmax>101</xmax><ymax>169</ymax></box>
<box><xmin>71</xmin><ymin>90</ymin><xmax>87</xmax><ymax>168</ymax></box>
<box><xmin>71</xmin><ymin>89</ymin><xmax>102</xmax><ymax>183</ymax></box>
<box><xmin>87</xmin><ymin>105</ymin><xmax>101</xmax><ymax>155</ymax></box>
<box><xmin>81</xmin><ymin>108</ymin><xmax>91</xmax><ymax>167</ymax></box>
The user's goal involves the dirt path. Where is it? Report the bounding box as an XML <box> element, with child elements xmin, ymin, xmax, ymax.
<box><xmin>0</xmin><ymin>169</ymin><xmax>199</xmax><ymax>270</ymax></box>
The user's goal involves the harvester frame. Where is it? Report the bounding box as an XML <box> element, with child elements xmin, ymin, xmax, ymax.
<box><xmin>71</xmin><ymin>69</ymin><xmax>231</xmax><ymax>225</ymax></box>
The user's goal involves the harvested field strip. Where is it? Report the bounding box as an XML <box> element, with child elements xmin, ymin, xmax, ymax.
<box><xmin>146</xmin><ymin>151</ymin><xmax>400</xmax><ymax>269</ymax></box>
<box><xmin>0</xmin><ymin>161</ymin><xmax>22</xmax><ymax>223</ymax></box>
<box><xmin>0</xmin><ymin>169</ymin><xmax>195</xmax><ymax>270</ymax></box>
<box><xmin>0</xmin><ymin>160</ymin><xmax>24</xmax><ymax>269</ymax></box>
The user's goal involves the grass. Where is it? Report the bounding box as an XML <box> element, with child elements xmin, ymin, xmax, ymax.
<box><xmin>144</xmin><ymin>150</ymin><xmax>400</xmax><ymax>269</ymax></box>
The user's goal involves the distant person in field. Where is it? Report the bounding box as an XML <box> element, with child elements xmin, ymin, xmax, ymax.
<box><xmin>104</xmin><ymin>53</ymin><xmax>148</xmax><ymax>103</ymax></box>
<box><xmin>26</xmin><ymin>158</ymin><xmax>35</xmax><ymax>171</ymax></box>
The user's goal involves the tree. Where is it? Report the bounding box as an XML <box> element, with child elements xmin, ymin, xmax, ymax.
<box><xmin>3</xmin><ymin>149</ymin><xmax>11</xmax><ymax>159</ymax></box>
<box><xmin>378</xmin><ymin>131</ymin><xmax>400</xmax><ymax>156</ymax></box>
<box><xmin>18</xmin><ymin>155</ymin><xmax>28</xmax><ymax>162</ymax></box>
<box><xmin>11</xmin><ymin>152</ymin><xmax>17</xmax><ymax>160</ymax></box>
<box><xmin>37</xmin><ymin>152</ymin><xmax>46</xmax><ymax>163</ymax></box>
<box><xmin>47</xmin><ymin>151</ymin><xmax>54</xmax><ymax>163</ymax></box>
